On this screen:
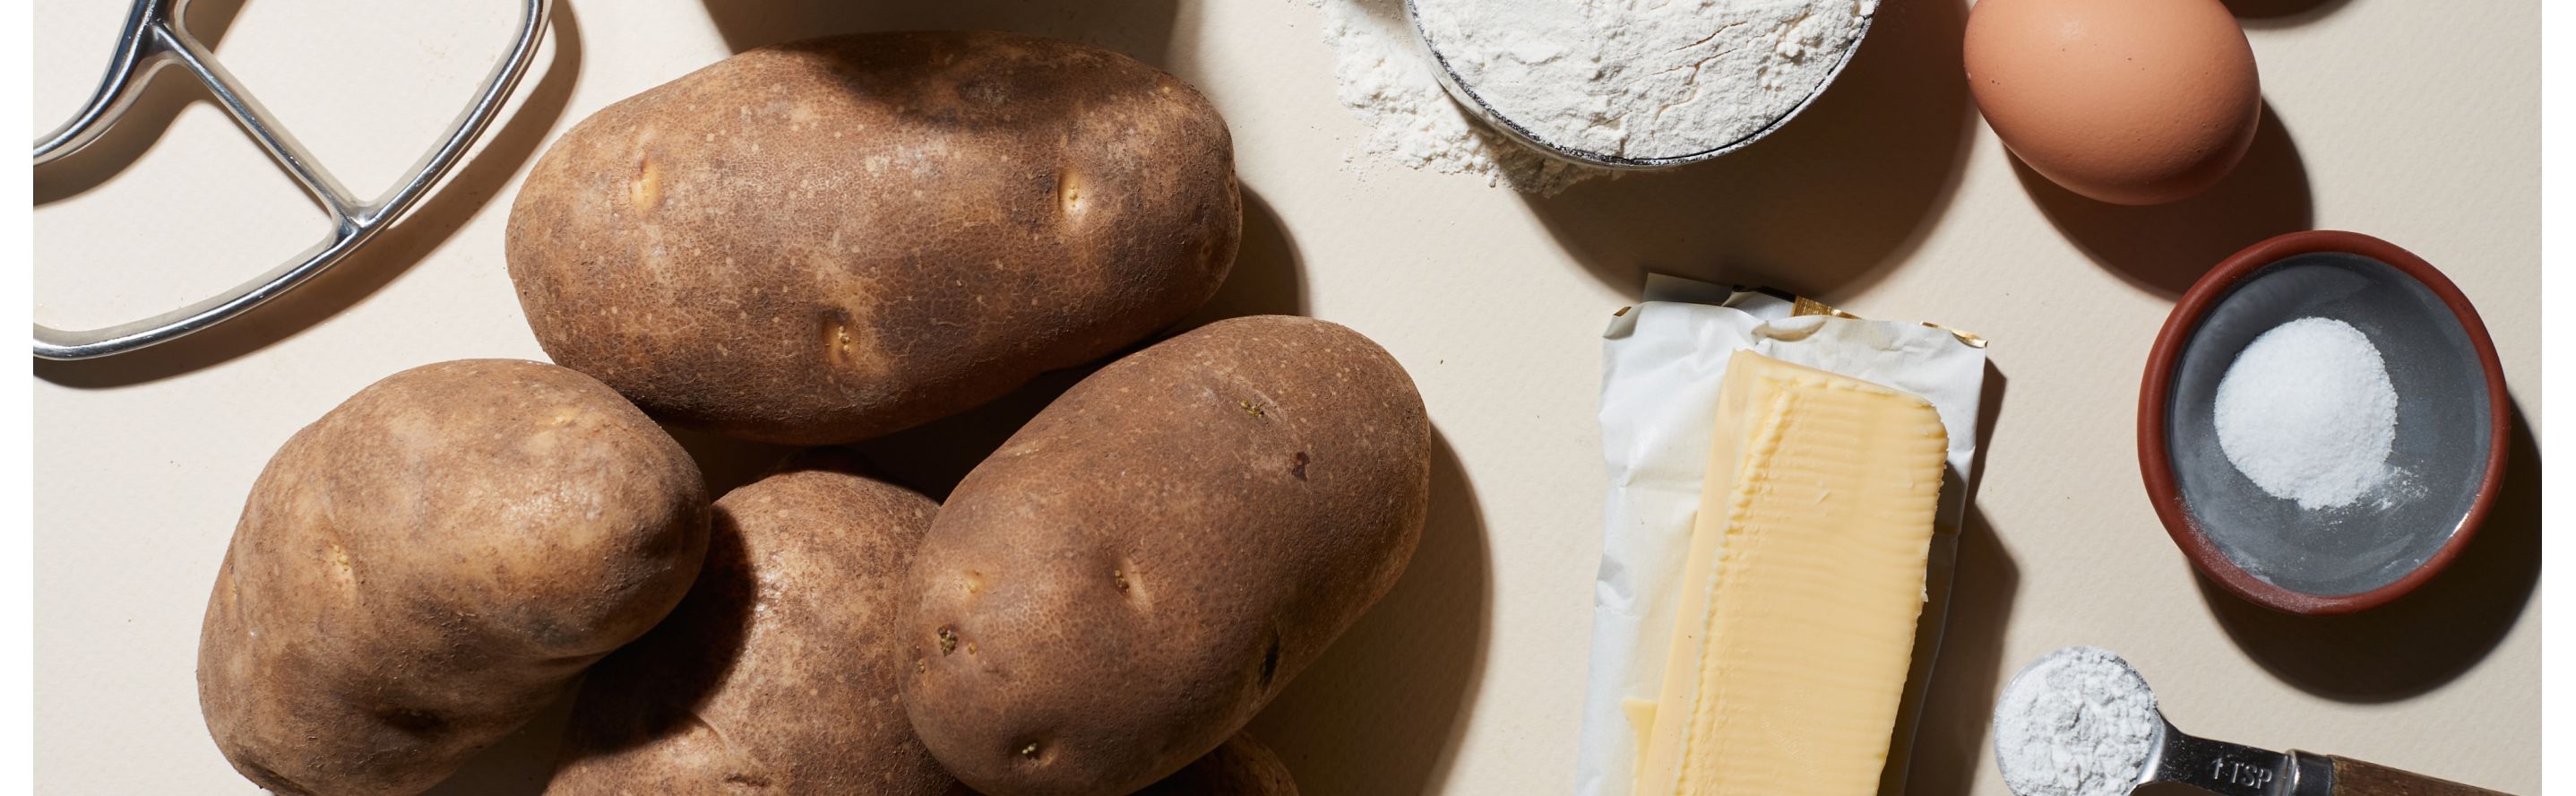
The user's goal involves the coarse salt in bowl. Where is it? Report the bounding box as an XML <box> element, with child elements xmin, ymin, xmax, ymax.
<box><xmin>2137</xmin><ymin>231</ymin><xmax>2511</xmax><ymax>615</ymax></box>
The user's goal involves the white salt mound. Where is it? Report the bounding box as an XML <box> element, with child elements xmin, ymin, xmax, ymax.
<box><xmin>1993</xmin><ymin>646</ymin><xmax>2161</xmax><ymax>796</ymax></box>
<box><xmin>2212</xmin><ymin>316</ymin><xmax>2400</xmax><ymax>511</ymax></box>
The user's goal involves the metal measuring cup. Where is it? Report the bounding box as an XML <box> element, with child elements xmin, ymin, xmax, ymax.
<box><xmin>1397</xmin><ymin>0</ymin><xmax>1872</xmax><ymax>169</ymax></box>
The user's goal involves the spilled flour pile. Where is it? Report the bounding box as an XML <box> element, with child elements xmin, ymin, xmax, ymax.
<box><xmin>1315</xmin><ymin>0</ymin><xmax>1596</xmax><ymax>194</ymax></box>
<box><xmin>1313</xmin><ymin>0</ymin><xmax>1874</xmax><ymax>193</ymax></box>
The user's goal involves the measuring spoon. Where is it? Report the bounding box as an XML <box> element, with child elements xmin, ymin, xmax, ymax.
<box><xmin>2141</xmin><ymin>717</ymin><xmax>2506</xmax><ymax>796</ymax></box>
<box><xmin>1995</xmin><ymin>647</ymin><xmax>2509</xmax><ymax>796</ymax></box>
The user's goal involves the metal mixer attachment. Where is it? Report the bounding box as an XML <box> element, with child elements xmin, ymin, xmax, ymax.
<box><xmin>31</xmin><ymin>0</ymin><xmax>552</xmax><ymax>359</ymax></box>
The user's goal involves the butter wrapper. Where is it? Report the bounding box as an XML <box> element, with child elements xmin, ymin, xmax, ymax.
<box><xmin>1576</xmin><ymin>274</ymin><xmax>1989</xmax><ymax>796</ymax></box>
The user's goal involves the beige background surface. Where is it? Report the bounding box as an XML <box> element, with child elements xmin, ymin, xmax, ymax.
<box><xmin>32</xmin><ymin>0</ymin><xmax>2541</xmax><ymax>793</ymax></box>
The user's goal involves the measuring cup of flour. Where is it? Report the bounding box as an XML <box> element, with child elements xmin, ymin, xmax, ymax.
<box><xmin>1402</xmin><ymin>0</ymin><xmax>1876</xmax><ymax>168</ymax></box>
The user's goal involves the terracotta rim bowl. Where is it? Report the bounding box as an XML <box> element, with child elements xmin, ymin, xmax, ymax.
<box><xmin>2137</xmin><ymin>230</ymin><xmax>2510</xmax><ymax>615</ymax></box>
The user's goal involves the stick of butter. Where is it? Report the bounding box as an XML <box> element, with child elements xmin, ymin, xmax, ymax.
<box><xmin>1629</xmin><ymin>350</ymin><xmax>1948</xmax><ymax>796</ymax></box>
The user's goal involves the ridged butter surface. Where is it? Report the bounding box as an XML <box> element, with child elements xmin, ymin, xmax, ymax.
<box><xmin>1632</xmin><ymin>350</ymin><xmax>1947</xmax><ymax>796</ymax></box>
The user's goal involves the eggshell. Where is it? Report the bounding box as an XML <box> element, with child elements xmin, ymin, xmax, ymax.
<box><xmin>1965</xmin><ymin>0</ymin><xmax>2262</xmax><ymax>205</ymax></box>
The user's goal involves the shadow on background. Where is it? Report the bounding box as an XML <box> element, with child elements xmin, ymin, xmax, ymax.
<box><xmin>1250</xmin><ymin>430</ymin><xmax>1490</xmax><ymax>796</ymax></box>
<box><xmin>2224</xmin><ymin>0</ymin><xmax>2355</xmax><ymax>26</ymax></box>
<box><xmin>1896</xmin><ymin>363</ymin><xmax>2018</xmax><ymax>796</ymax></box>
<box><xmin>34</xmin><ymin>2</ymin><xmax>584</xmax><ymax>389</ymax></box>
<box><xmin>1525</xmin><ymin>0</ymin><xmax>1974</xmax><ymax>301</ymax></box>
<box><xmin>1903</xmin><ymin>506</ymin><xmax>2019</xmax><ymax>796</ymax></box>
<box><xmin>2195</xmin><ymin>402</ymin><xmax>2540</xmax><ymax>703</ymax></box>
<box><xmin>857</xmin><ymin>187</ymin><xmax>1303</xmax><ymax>499</ymax></box>
<box><xmin>2014</xmin><ymin>102</ymin><xmax>2309</xmax><ymax>299</ymax></box>
<box><xmin>697</xmin><ymin>0</ymin><xmax>1178</xmax><ymax>65</ymax></box>
<box><xmin>1176</xmin><ymin>190</ymin><xmax>1306</xmax><ymax>331</ymax></box>
<box><xmin>36</xmin><ymin>0</ymin><xmax>249</xmax><ymax>203</ymax></box>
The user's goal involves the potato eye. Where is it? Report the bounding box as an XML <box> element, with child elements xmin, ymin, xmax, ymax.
<box><xmin>1258</xmin><ymin>636</ymin><xmax>1283</xmax><ymax>690</ymax></box>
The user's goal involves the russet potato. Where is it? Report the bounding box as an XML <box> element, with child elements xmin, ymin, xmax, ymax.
<box><xmin>506</xmin><ymin>31</ymin><xmax>1241</xmax><ymax>445</ymax></box>
<box><xmin>546</xmin><ymin>456</ymin><xmax>956</xmax><ymax>795</ymax></box>
<box><xmin>1134</xmin><ymin>733</ymin><xmax>1300</xmax><ymax>796</ymax></box>
<box><xmin>900</xmin><ymin>316</ymin><xmax>1429</xmax><ymax>796</ymax></box>
<box><xmin>197</xmin><ymin>359</ymin><xmax>709</xmax><ymax>796</ymax></box>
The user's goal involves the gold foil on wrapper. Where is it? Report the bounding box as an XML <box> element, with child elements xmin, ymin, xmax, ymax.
<box><xmin>1772</xmin><ymin>290</ymin><xmax>1988</xmax><ymax>350</ymax></box>
<box><xmin>1789</xmin><ymin>295</ymin><xmax>1861</xmax><ymax>320</ymax></box>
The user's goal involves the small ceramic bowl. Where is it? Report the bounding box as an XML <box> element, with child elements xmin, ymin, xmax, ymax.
<box><xmin>2138</xmin><ymin>230</ymin><xmax>2509</xmax><ymax>615</ymax></box>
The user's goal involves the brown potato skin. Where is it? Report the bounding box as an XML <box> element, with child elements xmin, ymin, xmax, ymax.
<box><xmin>197</xmin><ymin>359</ymin><xmax>710</xmax><ymax>796</ymax></box>
<box><xmin>1133</xmin><ymin>734</ymin><xmax>1299</xmax><ymax>796</ymax></box>
<box><xmin>545</xmin><ymin>457</ymin><xmax>957</xmax><ymax>796</ymax></box>
<box><xmin>505</xmin><ymin>30</ymin><xmax>1241</xmax><ymax>445</ymax></box>
<box><xmin>900</xmin><ymin>316</ymin><xmax>1429</xmax><ymax>796</ymax></box>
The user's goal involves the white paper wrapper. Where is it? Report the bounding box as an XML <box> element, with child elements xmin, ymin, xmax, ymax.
<box><xmin>1574</xmin><ymin>275</ymin><xmax>1990</xmax><ymax>796</ymax></box>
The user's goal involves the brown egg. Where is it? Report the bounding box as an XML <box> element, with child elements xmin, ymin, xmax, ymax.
<box><xmin>1966</xmin><ymin>0</ymin><xmax>2262</xmax><ymax>205</ymax></box>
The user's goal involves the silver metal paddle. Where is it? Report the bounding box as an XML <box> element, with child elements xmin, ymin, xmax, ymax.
<box><xmin>32</xmin><ymin>0</ymin><xmax>551</xmax><ymax>359</ymax></box>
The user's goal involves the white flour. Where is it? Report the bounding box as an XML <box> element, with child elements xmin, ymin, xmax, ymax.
<box><xmin>2213</xmin><ymin>316</ymin><xmax>2401</xmax><ymax>511</ymax></box>
<box><xmin>1994</xmin><ymin>646</ymin><xmax>2161</xmax><ymax>796</ymax></box>
<box><xmin>1315</xmin><ymin>0</ymin><xmax>1597</xmax><ymax>194</ymax></box>
<box><xmin>1411</xmin><ymin>0</ymin><xmax>1874</xmax><ymax>160</ymax></box>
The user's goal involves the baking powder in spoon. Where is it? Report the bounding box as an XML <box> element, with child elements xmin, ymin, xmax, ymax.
<box><xmin>1994</xmin><ymin>646</ymin><xmax>2160</xmax><ymax>796</ymax></box>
